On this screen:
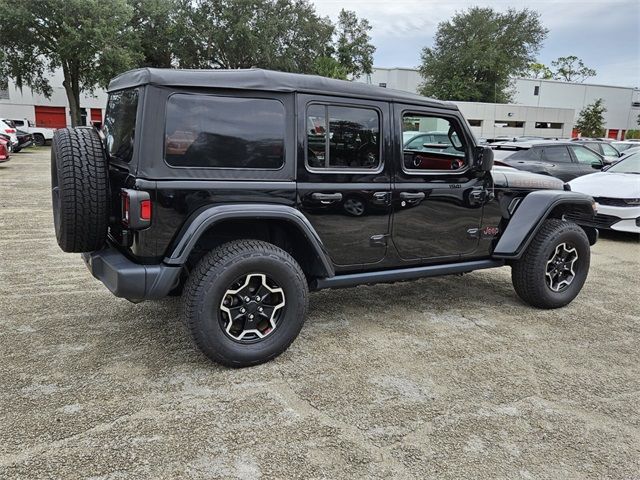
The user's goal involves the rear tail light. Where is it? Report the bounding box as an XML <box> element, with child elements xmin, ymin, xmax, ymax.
<box><xmin>121</xmin><ymin>189</ymin><xmax>151</xmax><ymax>229</ymax></box>
<box><xmin>140</xmin><ymin>199</ymin><xmax>152</xmax><ymax>220</ymax></box>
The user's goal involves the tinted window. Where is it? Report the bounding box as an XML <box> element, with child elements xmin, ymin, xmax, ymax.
<box><xmin>571</xmin><ymin>145</ymin><xmax>601</xmax><ymax>164</ymax></box>
<box><xmin>402</xmin><ymin>113</ymin><xmax>467</xmax><ymax>171</ymax></box>
<box><xmin>542</xmin><ymin>146</ymin><xmax>572</xmax><ymax>163</ymax></box>
<box><xmin>104</xmin><ymin>89</ymin><xmax>139</xmax><ymax>163</ymax></box>
<box><xmin>508</xmin><ymin>148</ymin><xmax>541</xmax><ymax>161</ymax></box>
<box><xmin>306</xmin><ymin>104</ymin><xmax>380</xmax><ymax>170</ymax></box>
<box><xmin>583</xmin><ymin>142</ymin><xmax>601</xmax><ymax>154</ymax></box>
<box><xmin>165</xmin><ymin>95</ymin><xmax>285</xmax><ymax>169</ymax></box>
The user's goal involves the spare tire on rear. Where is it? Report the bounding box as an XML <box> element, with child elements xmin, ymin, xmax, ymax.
<box><xmin>51</xmin><ymin>127</ymin><xmax>109</xmax><ymax>253</ymax></box>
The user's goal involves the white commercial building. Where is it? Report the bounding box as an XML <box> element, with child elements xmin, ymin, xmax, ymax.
<box><xmin>358</xmin><ymin>67</ymin><xmax>640</xmax><ymax>139</ymax></box>
<box><xmin>0</xmin><ymin>69</ymin><xmax>107</xmax><ymax>128</ymax></box>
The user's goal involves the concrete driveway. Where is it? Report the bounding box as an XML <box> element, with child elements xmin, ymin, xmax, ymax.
<box><xmin>1</xmin><ymin>148</ymin><xmax>639</xmax><ymax>479</ymax></box>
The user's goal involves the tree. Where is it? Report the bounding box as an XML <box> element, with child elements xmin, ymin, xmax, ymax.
<box><xmin>333</xmin><ymin>9</ymin><xmax>375</xmax><ymax>79</ymax></box>
<box><xmin>174</xmin><ymin>0</ymin><xmax>334</xmax><ymax>73</ymax></box>
<box><xmin>128</xmin><ymin>0</ymin><xmax>183</xmax><ymax>68</ymax></box>
<box><xmin>527</xmin><ymin>62</ymin><xmax>553</xmax><ymax>79</ymax></box>
<box><xmin>551</xmin><ymin>55</ymin><xmax>596</xmax><ymax>82</ymax></box>
<box><xmin>418</xmin><ymin>7</ymin><xmax>547</xmax><ymax>102</ymax></box>
<box><xmin>575</xmin><ymin>98</ymin><xmax>606</xmax><ymax>137</ymax></box>
<box><xmin>0</xmin><ymin>0</ymin><xmax>140</xmax><ymax>126</ymax></box>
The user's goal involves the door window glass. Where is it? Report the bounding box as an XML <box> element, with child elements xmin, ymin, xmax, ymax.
<box><xmin>601</xmin><ymin>143</ymin><xmax>619</xmax><ymax>157</ymax></box>
<box><xmin>104</xmin><ymin>88</ymin><xmax>139</xmax><ymax>163</ymax></box>
<box><xmin>402</xmin><ymin>113</ymin><xmax>467</xmax><ymax>171</ymax></box>
<box><xmin>542</xmin><ymin>146</ymin><xmax>572</xmax><ymax>163</ymax></box>
<box><xmin>571</xmin><ymin>145</ymin><xmax>602</xmax><ymax>164</ymax></box>
<box><xmin>165</xmin><ymin>94</ymin><xmax>285</xmax><ymax>169</ymax></box>
<box><xmin>305</xmin><ymin>104</ymin><xmax>380</xmax><ymax>170</ymax></box>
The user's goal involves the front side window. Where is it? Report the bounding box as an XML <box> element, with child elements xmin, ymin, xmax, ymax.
<box><xmin>165</xmin><ymin>95</ymin><xmax>285</xmax><ymax>169</ymax></box>
<box><xmin>306</xmin><ymin>104</ymin><xmax>380</xmax><ymax>170</ymax></box>
<box><xmin>104</xmin><ymin>88</ymin><xmax>139</xmax><ymax>163</ymax></box>
<box><xmin>571</xmin><ymin>145</ymin><xmax>601</xmax><ymax>164</ymax></box>
<box><xmin>402</xmin><ymin>113</ymin><xmax>467</xmax><ymax>171</ymax></box>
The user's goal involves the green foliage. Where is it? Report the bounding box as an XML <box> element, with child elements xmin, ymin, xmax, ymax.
<box><xmin>527</xmin><ymin>62</ymin><xmax>553</xmax><ymax>79</ymax></box>
<box><xmin>313</xmin><ymin>56</ymin><xmax>348</xmax><ymax>80</ymax></box>
<box><xmin>551</xmin><ymin>56</ymin><xmax>596</xmax><ymax>82</ymax></box>
<box><xmin>174</xmin><ymin>0</ymin><xmax>334</xmax><ymax>73</ymax></box>
<box><xmin>128</xmin><ymin>0</ymin><xmax>182</xmax><ymax>68</ymax></box>
<box><xmin>625</xmin><ymin>129</ymin><xmax>640</xmax><ymax>140</ymax></box>
<box><xmin>0</xmin><ymin>0</ymin><xmax>140</xmax><ymax>126</ymax></box>
<box><xmin>575</xmin><ymin>98</ymin><xmax>606</xmax><ymax>137</ymax></box>
<box><xmin>418</xmin><ymin>7</ymin><xmax>547</xmax><ymax>102</ymax></box>
<box><xmin>334</xmin><ymin>9</ymin><xmax>375</xmax><ymax>78</ymax></box>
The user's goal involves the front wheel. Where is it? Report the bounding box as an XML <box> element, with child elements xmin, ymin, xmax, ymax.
<box><xmin>183</xmin><ymin>240</ymin><xmax>308</xmax><ymax>367</ymax></box>
<box><xmin>511</xmin><ymin>219</ymin><xmax>590</xmax><ymax>309</ymax></box>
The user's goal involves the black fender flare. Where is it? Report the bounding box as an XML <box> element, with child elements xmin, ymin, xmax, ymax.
<box><xmin>493</xmin><ymin>190</ymin><xmax>595</xmax><ymax>260</ymax></box>
<box><xmin>163</xmin><ymin>204</ymin><xmax>335</xmax><ymax>277</ymax></box>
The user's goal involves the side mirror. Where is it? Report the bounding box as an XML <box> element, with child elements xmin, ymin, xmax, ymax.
<box><xmin>475</xmin><ymin>146</ymin><xmax>494</xmax><ymax>172</ymax></box>
<box><xmin>591</xmin><ymin>161</ymin><xmax>603</xmax><ymax>170</ymax></box>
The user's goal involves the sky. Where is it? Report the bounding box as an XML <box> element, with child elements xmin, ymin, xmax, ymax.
<box><xmin>311</xmin><ymin>0</ymin><xmax>640</xmax><ymax>87</ymax></box>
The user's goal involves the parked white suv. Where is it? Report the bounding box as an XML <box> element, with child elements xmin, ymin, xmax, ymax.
<box><xmin>1</xmin><ymin>118</ymin><xmax>55</xmax><ymax>146</ymax></box>
<box><xmin>0</xmin><ymin>119</ymin><xmax>19</xmax><ymax>150</ymax></box>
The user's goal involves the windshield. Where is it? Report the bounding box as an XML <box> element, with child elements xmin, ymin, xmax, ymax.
<box><xmin>607</xmin><ymin>152</ymin><xmax>640</xmax><ymax>174</ymax></box>
<box><xmin>104</xmin><ymin>88</ymin><xmax>139</xmax><ymax>163</ymax></box>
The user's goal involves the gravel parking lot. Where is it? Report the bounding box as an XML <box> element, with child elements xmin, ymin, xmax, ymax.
<box><xmin>1</xmin><ymin>148</ymin><xmax>639</xmax><ymax>479</ymax></box>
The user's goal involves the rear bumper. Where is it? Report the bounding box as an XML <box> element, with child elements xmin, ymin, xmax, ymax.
<box><xmin>82</xmin><ymin>247</ymin><xmax>182</xmax><ymax>300</ymax></box>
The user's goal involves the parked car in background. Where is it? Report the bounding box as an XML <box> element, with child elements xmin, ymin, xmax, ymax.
<box><xmin>491</xmin><ymin>141</ymin><xmax>606</xmax><ymax>181</ymax></box>
<box><xmin>612</xmin><ymin>141</ymin><xmax>640</xmax><ymax>153</ymax></box>
<box><xmin>0</xmin><ymin>135</ymin><xmax>11</xmax><ymax>162</ymax></box>
<box><xmin>571</xmin><ymin>139</ymin><xmax>621</xmax><ymax>163</ymax></box>
<box><xmin>569</xmin><ymin>152</ymin><xmax>640</xmax><ymax>233</ymax></box>
<box><xmin>2</xmin><ymin>118</ymin><xmax>55</xmax><ymax>146</ymax></box>
<box><xmin>0</xmin><ymin>119</ymin><xmax>19</xmax><ymax>151</ymax></box>
<box><xmin>14</xmin><ymin>129</ymin><xmax>34</xmax><ymax>152</ymax></box>
<box><xmin>620</xmin><ymin>146</ymin><xmax>640</xmax><ymax>158</ymax></box>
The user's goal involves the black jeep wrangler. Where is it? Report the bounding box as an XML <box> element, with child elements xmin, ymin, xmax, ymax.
<box><xmin>51</xmin><ymin>68</ymin><xmax>598</xmax><ymax>367</ymax></box>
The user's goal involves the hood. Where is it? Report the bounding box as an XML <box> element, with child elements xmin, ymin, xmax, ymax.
<box><xmin>492</xmin><ymin>166</ymin><xmax>564</xmax><ymax>190</ymax></box>
<box><xmin>569</xmin><ymin>172</ymin><xmax>640</xmax><ymax>198</ymax></box>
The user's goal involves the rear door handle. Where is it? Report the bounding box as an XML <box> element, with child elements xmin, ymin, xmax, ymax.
<box><xmin>399</xmin><ymin>192</ymin><xmax>425</xmax><ymax>200</ymax></box>
<box><xmin>311</xmin><ymin>192</ymin><xmax>343</xmax><ymax>203</ymax></box>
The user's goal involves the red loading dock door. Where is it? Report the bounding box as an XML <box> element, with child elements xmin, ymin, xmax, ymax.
<box><xmin>90</xmin><ymin>108</ymin><xmax>102</xmax><ymax>124</ymax></box>
<box><xmin>607</xmin><ymin>129</ymin><xmax>619</xmax><ymax>140</ymax></box>
<box><xmin>34</xmin><ymin>106</ymin><xmax>67</xmax><ymax>129</ymax></box>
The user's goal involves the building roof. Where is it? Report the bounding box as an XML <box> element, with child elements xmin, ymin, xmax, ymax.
<box><xmin>108</xmin><ymin>68</ymin><xmax>457</xmax><ymax>109</ymax></box>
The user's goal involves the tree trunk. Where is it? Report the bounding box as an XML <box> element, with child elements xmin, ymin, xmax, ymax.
<box><xmin>61</xmin><ymin>64</ymin><xmax>82</xmax><ymax>127</ymax></box>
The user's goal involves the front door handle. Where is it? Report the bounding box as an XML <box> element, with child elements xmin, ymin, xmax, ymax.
<box><xmin>311</xmin><ymin>192</ymin><xmax>343</xmax><ymax>203</ymax></box>
<box><xmin>399</xmin><ymin>192</ymin><xmax>426</xmax><ymax>200</ymax></box>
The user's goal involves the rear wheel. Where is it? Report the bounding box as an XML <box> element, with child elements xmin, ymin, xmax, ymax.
<box><xmin>183</xmin><ymin>240</ymin><xmax>308</xmax><ymax>367</ymax></box>
<box><xmin>33</xmin><ymin>133</ymin><xmax>46</xmax><ymax>146</ymax></box>
<box><xmin>511</xmin><ymin>219</ymin><xmax>590</xmax><ymax>309</ymax></box>
<box><xmin>51</xmin><ymin>127</ymin><xmax>109</xmax><ymax>252</ymax></box>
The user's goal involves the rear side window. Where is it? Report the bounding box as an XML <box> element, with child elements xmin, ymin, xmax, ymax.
<box><xmin>306</xmin><ymin>104</ymin><xmax>380</xmax><ymax>170</ymax></box>
<box><xmin>165</xmin><ymin>94</ymin><xmax>285</xmax><ymax>169</ymax></box>
<box><xmin>104</xmin><ymin>89</ymin><xmax>138</xmax><ymax>163</ymax></box>
<box><xmin>509</xmin><ymin>148</ymin><xmax>541</xmax><ymax>160</ymax></box>
<box><xmin>542</xmin><ymin>146</ymin><xmax>572</xmax><ymax>163</ymax></box>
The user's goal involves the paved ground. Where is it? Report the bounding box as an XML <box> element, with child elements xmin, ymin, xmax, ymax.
<box><xmin>1</xmin><ymin>148</ymin><xmax>639</xmax><ymax>479</ymax></box>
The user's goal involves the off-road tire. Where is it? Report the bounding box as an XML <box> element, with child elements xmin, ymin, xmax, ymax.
<box><xmin>511</xmin><ymin>219</ymin><xmax>590</xmax><ymax>309</ymax></box>
<box><xmin>183</xmin><ymin>240</ymin><xmax>309</xmax><ymax>367</ymax></box>
<box><xmin>51</xmin><ymin>127</ymin><xmax>109</xmax><ymax>252</ymax></box>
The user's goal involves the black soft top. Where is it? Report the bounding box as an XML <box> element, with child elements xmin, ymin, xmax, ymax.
<box><xmin>108</xmin><ymin>68</ymin><xmax>457</xmax><ymax>110</ymax></box>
